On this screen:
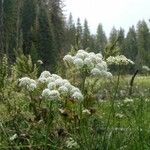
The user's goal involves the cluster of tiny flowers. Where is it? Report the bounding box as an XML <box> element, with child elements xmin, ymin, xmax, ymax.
<box><xmin>18</xmin><ymin>77</ymin><xmax>37</xmax><ymax>91</ymax></box>
<box><xmin>106</xmin><ymin>55</ymin><xmax>134</xmax><ymax>65</ymax></box>
<box><xmin>37</xmin><ymin>59</ymin><xmax>43</xmax><ymax>64</ymax></box>
<box><xmin>66</xmin><ymin>137</ymin><xmax>79</xmax><ymax>149</ymax></box>
<box><xmin>124</xmin><ymin>98</ymin><xmax>134</xmax><ymax>103</ymax></box>
<box><xmin>38</xmin><ymin>71</ymin><xmax>84</xmax><ymax>101</ymax></box>
<box><xmin>63</xmin><ymin>49</ymin><xmax>112</xmax><ymax>78</ymax></box>
<box><xmin>142</xmin><ymin>65</ymin><xmax>150</xmax><ymax>72</ymax></box>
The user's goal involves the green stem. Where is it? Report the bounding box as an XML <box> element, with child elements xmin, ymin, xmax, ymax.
<box><xmin>45</xmin><ymin>101</ymin><xmax>53</xmax><ymax>150</ymax></box>
<box><xmin>102</xmin><ymin>65</ymin><xmax>121</xmax><ymax>147</ymax></box>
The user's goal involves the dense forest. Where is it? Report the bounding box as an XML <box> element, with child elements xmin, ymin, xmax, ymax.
<box><xmin>0</xmin><ymin>0</ymin><xmax>150</xmax><ymax>71</ymax></box>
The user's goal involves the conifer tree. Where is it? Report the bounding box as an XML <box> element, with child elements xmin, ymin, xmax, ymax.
<box><xmin>95</xmin><ymin>23</ymin><xmax>107</xmax><ymax>53</ymax></box>
<box><xmin>76</xmin><ymin>17</ymin><xmax>83</xmax><ymax>49</ymax></box>
<box><xmin>136</xmin><ymin>20</ymin><xmax>150</xmax><ymax>66</ymax></box>
<box><xmin>82</xmin><ymin>19</ymin><xmax>91</xmax><ymax>50</ymax></box>
<box><xmin>125</xmin><ymin>26</ymin><xmax>138</xmax><ymax>61</ymax></box>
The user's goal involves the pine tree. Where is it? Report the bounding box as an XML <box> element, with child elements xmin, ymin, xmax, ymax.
<box><xmin>82</xmin><ymin>19</ymin><xmax>91</xmax><ymax>50</ymax></box>
<box><xmin>118</xmin><ymin>28</ymin><xmax>125</xmax><ymax>54</ymax></box>
<box><xmin>109</xmin><ymin>27</ymin><xmax>118</xmax><ymax>44</ymax></box>
<box><xmin>136</xmin><ymin>20</ymin><xmax>150</xmax><ymax>66</ymax></box>
<box><xmin>95</xmin><ymin>23</ymin><xmax>107</xmax><ymax>54</ymax></box>
<box><xmin>0</xmin><ymin>0</ymin><xmax>4</xmax><ymax>60</ymax></box>
<box><xmin>37</xmin><ymin>3</ymin><xmax>56</xmax><ymax>70</ymax></box>
<box><xmin>66</xmin><ymin>13</ymin><xmax>76</xmax><ymax>49</ymax></box>
<box><xmin>22</xmin><ymin>0</ymin><xmax>36</xmax><ymax>54</ymax></box>
<box><xmin>76</xmin><ymin>17</ymin><xmax>83</xmax><ymax>49</ymax></box>
<box><xmin>125</xmin><ymin>26</ymin><xmax>138</xmax><ymax>61</ymax></box>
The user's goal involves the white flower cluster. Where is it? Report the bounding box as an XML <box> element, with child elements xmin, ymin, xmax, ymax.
<box><xmin>124</xmin><ymin>98</ymin><xmax>134</xmax><ymax>103</ymax></box>
<box><xmin>142</xmin><ymin>65</ymin><xmax>150</xmax><ymax>72</ymax></box>
<box><xmin>106</xmin><ymin>55</ymin><xmax>134</xmax><ymax>66</ymax></box>
<box><xmin>66</xmin><ymin>137</ymin><xmax>79</xmax><ymax>149</ymax></box>
<box><xmin>63</xmin><ymin>49</ymin><xmax>112</xmax><ymax>78</ymax></box>
<box><xmin>19</xmin><ymin>71</ymin><xmax>84</xmax><ymax>101</ymax></box>
<box><xmin>18</xmin><ymin>77</ymin><xmax>37</xmax><ymax>91</ymax></box>
<box><xmin>38</xmin><ymin>71</ymin><xmax>84</xmax><ymax>101</ymax></box>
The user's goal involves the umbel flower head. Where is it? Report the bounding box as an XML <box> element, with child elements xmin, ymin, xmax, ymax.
<box><xmin>42</xmin><ymin>89</ymin><xmax>60</xmax><ymax>101</ymax></box>
<box><xmin>63</xmin><ymin>49</ymin><xmax>112</xmax><ymax>78</ymax></box>
<box><xmin>18</xmin><ymin>77</ymin><xmax>37</xmax><ymax>91</ymax></box>
<box><xmin>38</xmin><ymin>71</ymin><xmax>84</xmax><ymax>102</ymax></box>
<box><xmin>142</xmin><ymin>65</ymin><xmax>150</xmax><ymax>72</ymax></box>
<box><xmin>106</xmin><ymin>55</ymin><xmax>134</xmax><ymax>66</ymax></box>
<box><xmin>19</xmin><ymin>70</ymin><xmax>84</xmax><ymax>102</ymax></box>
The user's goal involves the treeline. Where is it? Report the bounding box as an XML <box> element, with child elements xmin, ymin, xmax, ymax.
<box><xmin>0</xmin><ymin>0</ymin><xmax>150</xmax><ymax>71</ymax></box>
<box><xmin>0</xmin><ymin>0</ymin><xmax>65</xmax><ymax>70</ymax></box>
<box><xmin>67</xmin><ymin>13</ymin><xmax>150</xmax><ymax>69</ymax></box>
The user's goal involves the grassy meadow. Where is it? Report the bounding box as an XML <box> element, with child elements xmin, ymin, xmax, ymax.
<box><xmin>0</xmin><ymin>52</ymin><xmax>150</xmax><ymax>150</ymax></box>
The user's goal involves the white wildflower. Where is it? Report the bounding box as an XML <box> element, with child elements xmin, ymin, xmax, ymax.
<box><xmin>48</xmin><ymin>90</ymin><xmax>60</xmax><ymax>100</ymax></box>
<box><xmin>40</xmin><ymin>71</ymin><xmax>51</xmax><ymax>78</ymax></box>
<box><xmin>38</xmin><ymin>77</ymin><xmax>47</xmax><ymax>84</ymax></box>
<box><xmin>46</xmin><ymin>76</ymin><xmax>55</xmax><ymax>83</ymax></box>
<box><xmin>73</xmin><ymin>57</ymin><xmax>84</xmax><ymax>68</ymax></box>
<box><xmin>42</xmin><ymin>88</ymin><xmax>51</xmax><ymax>99</ymax></box>
<box><xmin>75</xmin><ymin>52</ymin><xmax>85</xmax><ymax>59</ymax></box>
<box><xmin>19</xmin><ymin>77</ymin><xmax>37</xmax><ymax>91</ymax></box>
<box><xmin>115</xmin><ymin>113</ymin><xmax>124</xmax><ymax>119</ymax></box>
<box><xmin>66</xmin><ymin>137</ymin><xmax>79</xmax><ymax>149</ymax></box>
<box><xmin>71</xmin><ymin>91</ymin><xmax>84</xmax><ymax>101</ymax></box>
<box><xmin>42</xmin><ymin>89</ymin><xmax>60</xmax><ymax>100</ymax></box>
<box><xmin>70</xmin><ymin>87</ymin><xmax>81</xmax><ymax>95</ymax></box>
<box><xmin>91</xmin><ymin>68</ymin><xmax>101</xmax><ymax>76</ymax></box>
<box><xmin>89</xmin><ymin>52</ymin><xmax>96</xmax><ymax>63</ymax></box>
<box><xmin>47</xmin><ymin>82</ymin><xmax>56</xmax><ymax>90</ymax></box>
<box><xmin>82</xmin><ymin>109</ymin><xmax>91</xmax><ymax>115</ymax></box>
<box><xmin>78</xmin><ymin>49</ymin><xmax>86</xmax><ymax>53</ymax></box>
<box><xmin>96</xmin><ymin>53</ymin><xmax>103</xmax><ymax>59</ymax></box>
<box><xmin>124</xmin><ymin>98</ymin><xmax>134</xmax><ymax>103</ymax></box>
<box><xmin>63</xmin><ymin>54</ymin><xmax>74</xmax><ymax>63</ymax></box>
<box><xmin>84</xmin><ymin>57</ymin><xmax>94</xmax><ymax>68</ymax></box>
<box><xmin>64</xmin><ymin>82</ymin><xmax>73</xmax><ymax>90</ymax></box>
<box><xmin>19</xmin><ymin>77</ymin><xmax>31</xmax><ymax>87</ymax></box>
<box><xmin>10</xmin><ymin>134</ymin><xmax>18</xmax><ymax>141</ymax></box>
<box><xmin>62</xmin><ymin>79</ymin><xmax>70</xmax><ymax>84</ymax></box>
<box><xmin>52</xmin><ymin>74</ymin><xmax>62</xmax><ymax>80</ymax></box>
<box><xmin>63</xmin><ymin>49</ymin><xmax>112</xmax><ymax>78</ymax></box>
<box><xmin>37</xmin><ymin>60</ymin><xmax>43</xmax><ymax>64</ymax></box>
<box><xmin>55</xmin><ymin>78</ymin><xmax>64</xmax><ymax>86</ymax></box>
<box><xmin>107</xmin><ymin>55</ymin><xmax>134</xmax><ymax>66</ymax></box>
<box><xmin>142</xmin><ymin>65</ymin><xmax>150</xmax><ymax>72</ymax></box>
<box><xmin>58</xmin><ymin>86</ymin><xmax>68</xmax><ymax>94</ymax></box>
<box><xmin>28</xmin><ymin>83</ymin><xmax>37</xmax><ymax>91</ymax></box>
<box><xmin>105</xmin><ymin>72</ymin><xmax>113</xmax><ymax>79</ymax></box>
<box><xmin>95</xmin><ymin>62</ymin><xmax>107</xmax><ymax>71</ymax></box>
<box><xmin>95</xmin><ymin>56</ymin><xmax>103</xmax><ymax>63</ymax></box>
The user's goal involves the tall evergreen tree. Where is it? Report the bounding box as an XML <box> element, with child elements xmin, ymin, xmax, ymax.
<box><xmin>82</xmin><ymin>19</ymin><xmax>91</xmax><ymax>50</ymax></box>
<box><xmin>22</xmin><ymin>0</ymin><xmax>36</xmax><ymax>54</ymax></box>
<box><xmin>118</xmin><ymin>28</ymin><xmax>125</xmax><ymax>54</ymax></box>
<box><xmin>76</xmin><ymin>17</ymin><xmax>83</xmax><ymax>49</ymax></box>
<box><xmin>0</xmin><ymin>0</ymin><xmax>4</xmax><ymax>60</ymax></box>
<box><xmin>66</xmin><ymin>13</ymin><xmax>76</xmax><ymax>49</ymax></box>
<box><xmin>136</xmin><ymin>20</ymin><xmax>150</xmax><ymax>66</ymax></box>
<box><xmin>36</xmin><ymin>2</ymin><xmax>56</xmax><ymax>69</ymax></box>
<box><xmin>125</xmin><ymin>26</ymin><xmax>138</xmax><ymax>61</ymax></box>
<box><xmin>95</xmin><ymin>23</ymin><xmax>107</xmax><ymax>53</ymax></box>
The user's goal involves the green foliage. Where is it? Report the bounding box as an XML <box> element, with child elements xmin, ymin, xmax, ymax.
<box><xmin>13</xmin><ymin>51</ymin><xmax>38</xmax><ymax>79</ymax></box>
<box><xmin>82</xmin><ymin>19</ymin><xmax>91</xmax><ymax>50</ymax></box>
<box><xmin>95</xmin><ymin>23</ymin><xmax>107</xmax><ymax>54</ymax></box>
<box><xmin>0</xmin><ymin>55</ymin><xmax>8</xmax><ymax>90</ymax></box>
<box><xmin>0</xmin><ymin>49</ymin><xmax>150</xmax><ymax>149</ymax></box>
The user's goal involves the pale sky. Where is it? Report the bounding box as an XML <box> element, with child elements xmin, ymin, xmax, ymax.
<box><xmin>64</xmin><ymin>0</ymin><xmax>150</xmax><ymax>36</ymax></box>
